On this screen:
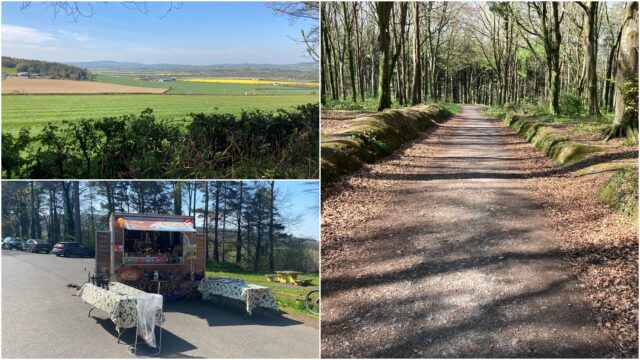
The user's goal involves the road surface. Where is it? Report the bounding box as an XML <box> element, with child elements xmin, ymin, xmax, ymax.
<box><xmin>321</xmin><ymin>105</ymin><xmax>615</xmax><ymax>357</ymax></box>
<box><xmin>2</xmin><ymin>250</ymin><xmax>318</xmax><ymax>358</ymax></box>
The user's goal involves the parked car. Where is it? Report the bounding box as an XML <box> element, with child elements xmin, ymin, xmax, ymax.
<box><xmin>24</xmin><ymin>239</ymin><xmax>53</xmax><ymax>254</ymax></box>
<box><xmin>2</xmin><ymin>237</ymin><xmax>24</xmax><ymax>250</ymax></box>
<box><xmin>52</xmin><ymin>242</ymin><xmax>94</xmax><ymax>258</ymax></box>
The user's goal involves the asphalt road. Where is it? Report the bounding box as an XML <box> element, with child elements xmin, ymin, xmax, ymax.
<box><xmin>2</xmin><ymin>250</ymin><xmax>319</xmax><ymax>358</ymax></box>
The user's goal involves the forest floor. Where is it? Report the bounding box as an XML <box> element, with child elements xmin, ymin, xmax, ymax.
<box><xmin>321</xmin><ymin>105</ymin><xmax>638</xmax><ymax>358</ymax></box>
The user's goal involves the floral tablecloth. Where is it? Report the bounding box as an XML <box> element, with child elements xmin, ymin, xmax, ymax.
<box><xmin>197</xmin><ymin>276</ymin><xmax>278</xmax><ymax>315</ymax></box>
<box><xmin>77</xmin><ymin>282</ymin><xmax>164</xmax><ymax>332</ymax></box>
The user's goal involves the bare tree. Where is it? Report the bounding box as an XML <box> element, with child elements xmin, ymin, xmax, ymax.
<box><xmin>267</xmin><ymin>1</ymin><xmax>319</xmax><ymax>61</ymax></box>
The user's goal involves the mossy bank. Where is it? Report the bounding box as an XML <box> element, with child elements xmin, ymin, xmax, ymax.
<box><xmin>321</xmin><ymin>104</ymin><xmax>454</xmax><ymax>186</ymax></box>
<box><xmin>500</xmin><ymin>112</ymin><xmax>605</xmax><ymax>164</ymax></box>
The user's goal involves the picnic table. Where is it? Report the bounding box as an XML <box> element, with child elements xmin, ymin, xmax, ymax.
<box><xmin>197</xmin><ymin>276</ymin><xmax>278</xmax><ymax>315</ymax></box>
<box><xmin>274</xmin><ymin>270</ymin><xmax>302</xmax><ymax>284</ymax></box>
<box><xmin>77</xmin><ymin>282</ymin><xmax>164</xmax><ymax>343</ymax></box>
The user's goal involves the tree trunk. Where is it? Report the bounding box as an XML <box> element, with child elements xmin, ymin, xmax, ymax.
<box><xmin>173</xmin><ymin>182</ymin><xmax>182</xmax><ymax>215</ymax></box>
<box><xmin>411</xmin><ymin>2</ymin><xmax>422</xmax><ymax>105</ymax></box>
<box><xmin>235</xmin><ymin>182</ymin><xmax>243</xmax><ymax>266</ymax></box>
<box><xmin>607</xmin><ymin>2</ymin><xmax>638</xmax><ymax>141</ymax></box>
<box><xmin>29</xmin><ymin>181</ymin><xmax>37</xmax><ymax>238</ymax></box>
<box><xmin>221</xmin><ymin>185</ymin><xmax>227</xmax><ymax>262</ymax></box>
<box><xmin>354</xmin><ymin>2</ymin><xmax>365</xmax><ymax>101</ymax></box>
<box><xmin>342</xmin><ymin>2</ymin><xmax>357</xmax><ymax>102</ymax></box>
<box><xmin>213</xmin><ymin>182</ymin><xmax>220</xmax><ymax>262</ymax></box>
<box><xmin>60</xmin><ymin>182</ymin><xmax>74</xmax><ymax>241</ymax></box>
<box><xmin>581</xmin><ymin>2</ymin><xmax>600</xmax><ymax>115</ymax></box>
<box><xmin>73</xmin><ymin>182</ymin><xmax>81</xmax><ymax>244</ymax></box>
<box><xmin>376</xmin><ymin>2</ymin><xmax>393</xmax><ymax>111</ymax></box>
<box><xmin>203</xmin><ymin>181</ymin><xmax>210</xmax><ymax>261</ymax></box>
<box><xmin>268</xmin><ymin>181</ymin><xmax>275</xmax><ymax>273</ymax></box>
<box><xmin>549</xmin><ymin>2</ymin><xmax>562</xmax><ymax>115</ymax></box>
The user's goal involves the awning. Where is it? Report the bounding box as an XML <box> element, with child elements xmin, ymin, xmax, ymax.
<box><xmin>123</xmin><ymin>219</ymin><xmax>196</xmax><ymax>232</ymax></box>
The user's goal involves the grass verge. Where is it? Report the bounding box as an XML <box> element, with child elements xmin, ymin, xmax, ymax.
<box><xmin>321</xmin><ymin>103</ymin><xmax>457</xmax><ymax>186</ymax></box>
<box><xmin>205</xmin><ymin>262</ymin><xmax>318</xmax><ymax>319</ymax></box>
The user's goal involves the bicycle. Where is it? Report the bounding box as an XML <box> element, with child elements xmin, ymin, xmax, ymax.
<box><xmin>304</xmin><ymin>289</ymin><xmax>319</xmax><ymax>315</ymax></box>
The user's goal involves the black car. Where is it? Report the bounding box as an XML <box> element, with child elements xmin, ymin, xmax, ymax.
<box><xmin>2</xmin><ymin>237</ymin><xmax>24</xmax><ymax>251</ymax></box>
<box><xmin>52</xmin><ymin>242</ymin><xmax>94</xmax><ymax>258</ymax></box>
<box><xmin>24</xmin><ymin>239</ymin><xmax>53</xmax><ymax>254</ymax></box>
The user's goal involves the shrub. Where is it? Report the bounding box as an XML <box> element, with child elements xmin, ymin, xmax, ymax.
<box><xmin>2</xmin><ymin>104</ymin><xmax>319</xmax><ymax>179</ymax></box>
<box><xmin>559</xmin><ymin>92</ymin><xmax>583</xmax><ymax>116</ymax></box>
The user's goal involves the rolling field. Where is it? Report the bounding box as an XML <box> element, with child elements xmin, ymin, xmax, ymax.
<box><xmin>2</xmin><ymin>77</ymin><xmax>167</xmax><ymax>94</ymax></box>
<box><xmin>2</xmin><ymin>94</ymin><xmax>317</xmax><ymax>133</ymax></box>
<box><xmin>182</xmin><ymin>78</ymin><xmax>317</xmax><ymax>86</ymax></box>
<box><xmin>95</xmin><ymin>75</ymin><xmax>318</xmax><ymax>95</ymax></box>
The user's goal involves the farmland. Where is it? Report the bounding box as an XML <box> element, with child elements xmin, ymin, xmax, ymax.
<box><xmin>94</xmin><ymin>75</ymin><xmax>318</xmax><ymax>95</ymax></box>
<box><xmin>2</xmin><ymin>93</ymin><xmax>316</xmax><ymax>133</ymax></box>
<box><xmin>2</xmin><ymin>77</ymin><xmax>167</xmax><ymax>94</ymax></box>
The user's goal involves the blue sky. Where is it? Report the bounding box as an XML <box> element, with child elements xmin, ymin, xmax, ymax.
<box><xmin>1</xmin><ymin>1</ymin><xmax>316</xmax><ymax>65</ymax></box>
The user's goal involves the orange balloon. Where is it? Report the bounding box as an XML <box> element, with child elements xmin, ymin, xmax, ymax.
<box><xmin>117</xmin><ymin>218</ymin><xmax>125</xmax><ymax>225</ymax></box>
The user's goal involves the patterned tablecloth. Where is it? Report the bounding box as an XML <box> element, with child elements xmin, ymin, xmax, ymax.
<box><xmin>197</xmin><ymin>276</ymin><xmax>278</xmax><ymax>315</ymax></box>
<box><xmin>77</xmin><ymin>282</ymin><xmax>165</xmax><ymax>332</ymax></box>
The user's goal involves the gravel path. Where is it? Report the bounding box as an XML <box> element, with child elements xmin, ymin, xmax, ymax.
<box><xmin>321</xmin><ymin>105</ymin><xmax>617</xmax><ymax>358</ymax></box>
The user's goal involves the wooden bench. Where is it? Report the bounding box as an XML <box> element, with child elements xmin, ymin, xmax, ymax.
<box><xmin>294</xmin><ymin>278</ymin><xmax>313</xmax><ymax>287</ymax></box>
<box><xmin>265</xmin><ymin>274</ymin><xmax>279</xmax><ymax>282</ymax></box>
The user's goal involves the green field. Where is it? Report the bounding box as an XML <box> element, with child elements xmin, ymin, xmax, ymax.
<box><xmin>94</xmin><ymin>75</ymin><xmax>318</xmax><ymax>96</ymax></box>
<box><xmin>2</xmin><ymin>67</ymin><xmax>17</xmax><ymax>75</ymax></box>
<box><xmin>2</xmin><ymin>94</ymin><xmax>317</xmax><ymax>133</ymax></box>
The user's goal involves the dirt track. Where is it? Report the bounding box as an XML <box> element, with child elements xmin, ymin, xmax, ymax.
<box><xmin>2</xmin><ymin>78</ymin><xmax>167</xmax><ymax>94</ymax></box>
<box><xmin>321</xmin><ymin>105</ymin><xmax>621</xmax><ymax>357</ymax></box>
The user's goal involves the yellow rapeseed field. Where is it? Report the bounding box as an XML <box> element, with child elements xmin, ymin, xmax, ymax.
<box><xmin>180</xmin><ymin>78</ymin><xmax>318</xmax><ymax>87</ymax></box>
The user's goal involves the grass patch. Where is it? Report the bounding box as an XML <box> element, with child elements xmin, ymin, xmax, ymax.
<box><xmin>205</xmin><ymin>262</ymin><xmax>318</xmax><ymax>319</ymax></box>
<box><xmin>598</xmin><ymin>168</ymin><xmax>639</xmax><ymax>221</ymax></box>
<box><xmin>2</xmin><ymin>94</ymin><xmax>317</xmax><ymax>134</ymax></box>
<box><xmin>576</xmin><ymin>162</ymin><xmax>638</xmax><ymax>177</ymax></box>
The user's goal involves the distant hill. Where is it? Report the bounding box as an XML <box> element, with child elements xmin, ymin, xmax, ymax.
<box><xmin>2</xmin><ymin>57</ymin><xmax>91</xmax><ymax>80</ymax></box>
<box><xmin>66</xmin><ymin>61</ymin><xmax>318</xmax><ymax>81</ymax></box>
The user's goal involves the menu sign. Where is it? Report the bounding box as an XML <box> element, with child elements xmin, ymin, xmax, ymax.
<box><xmin>123</xmin><ymin>219</ymin><xmax>196</xmax><ymax>232</ymax></box>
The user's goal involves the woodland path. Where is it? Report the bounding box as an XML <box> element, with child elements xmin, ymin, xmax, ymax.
<box><xmin>321</xmin><ymin>105</ymin><xmax>616</xmax><ymax>357</ymax></box>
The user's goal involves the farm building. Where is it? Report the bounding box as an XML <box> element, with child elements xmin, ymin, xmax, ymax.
<box><xmin>158</xmin><ymin>77</ymin><xmax>176</xmax><ymax>82</ymax></box>
<box><xmin>16</xmin><ymin>72</ymin><xmax>29</xmax><ymax>77</ymax></box>
<box><xmin>95</xmin><ymin>213</ymin><xmax>206</xmax><ymax>299</ymax></box>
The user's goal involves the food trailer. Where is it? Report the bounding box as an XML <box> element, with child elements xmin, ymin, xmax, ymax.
<box><xmin>95</xmin><ymin>213</ymin><xmax>206</xmax><ymax>300</ymax></box>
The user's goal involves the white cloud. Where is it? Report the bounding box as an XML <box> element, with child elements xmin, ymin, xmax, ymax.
<box><xmin>2</xmin><ymin>24</ymin><xmax>54</xmax><ymax>43</ymax></box>
<box><xmin>57</xmin><ymin>30</ymin><xmax>90</xmax><ymax>42</ymax></box>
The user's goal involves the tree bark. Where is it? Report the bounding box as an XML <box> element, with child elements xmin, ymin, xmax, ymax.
<box><xmin>607</xmin><ymin>2</ymin><xmax>638</xmax><ymax>141</ymax></box>
<box><xmin>411</xmin><ymin>2</ymin><xmax>422</xmax><ymax>105</ymax></box>
<box><xmin>579</xmin><ymin>2</ymin><xmax>600</xmax><ymax>115</ymax></box>
<box><xmin>204</xmin><ymin>181</ymin><xmax>209</xmax><ymax>261</ymax></box>
<box><xmin>342</xmin><ymin>2</ymin><xmax>357</xmax><ymax>102</ymax></box>
<box><xmin>235</xmin><ymin>182</ymin><xmax>243</xmax><ymax>266</ymax></box>
<box><xmin>213</xmin><ymin>182</ymin><xmax>221</xmax><ymax>262</ymax></box>
<box><xmin>268</xmin><ymin>181</ymin><xmax>275</xmax><ymax>273</ymax></box>
<box><xmin>376</xmin><ymin>2</ymin><xmax>394</xmax><ymax>111</ymax></box>
<box><xmin>73</xmin><ymin>182</ymin><xmax>81</xmax><ymax>244</ymax></box>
